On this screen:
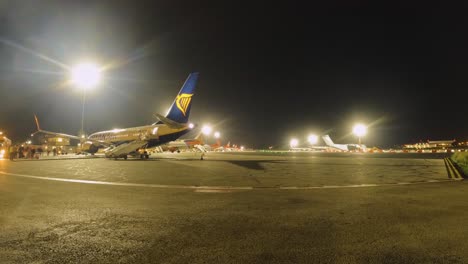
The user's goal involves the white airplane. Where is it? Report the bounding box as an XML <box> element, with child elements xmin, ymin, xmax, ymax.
<box><xmin>149</xmin><ymin>133</ymin><xmax>207</xmax><ymax>154</ymax></box>
<box><xmin>322</xmin><ymin>135</ymin><xmax>367</xmax><ymax>152</ymax></box>
<box><xmin>33</xmin><ymin>72</ymin><xmax>200</xmax><ymax>160</ymax></box>
<box><xmin>290</xmin><ymin>146</ymin><xmax>329</xmax><ymax>152</ymax></box>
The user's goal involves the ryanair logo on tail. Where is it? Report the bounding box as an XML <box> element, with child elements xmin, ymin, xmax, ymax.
<box><xmin>175</xmin><ymin>93</ymin><xmax>193</xmax><ymax>116</ymax></box>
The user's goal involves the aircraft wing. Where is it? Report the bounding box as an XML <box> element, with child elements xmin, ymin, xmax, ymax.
<box><xmin>33</xmin><ymin>129</ymin><xmax>83</xmax><ymax>141</ymax></box>
<box><xmin>32</xmin><ymin>115</ymin><xmax>110</xmax><ymax>146</ymax></box>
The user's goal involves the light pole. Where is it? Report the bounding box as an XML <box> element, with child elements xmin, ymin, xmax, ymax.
<box><xmin>353</xmin><ymin>124</ymin><xmax>367</xmax><ymax>145</ymax></box>
<box><xmin>70</xmin><ymin>62</ymin><xmax>101</xmax><ymax>137</ymax></box>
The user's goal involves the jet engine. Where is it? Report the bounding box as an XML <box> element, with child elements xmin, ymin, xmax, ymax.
<box><xmin>80</xmin><ymin>141</ymin><xmax>99</xmax><ymax>154</ymax></box>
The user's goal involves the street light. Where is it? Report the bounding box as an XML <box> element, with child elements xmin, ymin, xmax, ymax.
<box><xmin>307</xmin><ymin>134</ymin><xmax>318</xmax><ymax>145</ymax></box>
<box><xmin>353</xmin><ymin>123</ymin><xmax>367</xmax><ymax>145</ymax></box>
<box><xmin>214</xmin><ymin>131</ymin><xmax>220</xmax><ymax>139</ymax></box>
<box><xmin>70</xmin><ymin>62</ymin><xmax>102</xmax><ymax>137</ymax></box>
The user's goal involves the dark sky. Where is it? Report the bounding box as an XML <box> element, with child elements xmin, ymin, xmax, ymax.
<box><xmin>0</xmin><ymin>1</ymin><xmax>467</xmax><ymax>148</ymax></box>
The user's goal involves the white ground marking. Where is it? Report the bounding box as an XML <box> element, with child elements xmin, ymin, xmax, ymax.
<box><xmin>0</xmin><ymin>171</ymin><xmax>461</xmax><ymax>191</ymax></box>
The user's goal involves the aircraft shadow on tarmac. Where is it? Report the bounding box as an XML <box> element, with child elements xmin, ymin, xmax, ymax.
<box><xmin>226</xmin><ymin>161</ymin><xmax>443</xmax><ymax>170</ymax></box>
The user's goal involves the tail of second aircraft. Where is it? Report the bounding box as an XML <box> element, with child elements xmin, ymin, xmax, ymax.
<box><xmin>164</xmin><ymin>72</ymin><xmax>199</xmax><ymax>123</ymax></box>
<box><xmin>322</xmin><ymin>135</ymin><xmax>334</xmax><ymax>147</ymax></box>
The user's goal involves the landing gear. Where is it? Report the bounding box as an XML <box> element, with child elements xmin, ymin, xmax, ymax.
<box><xmin>139</xmin><ymin>151</ymin><xmax>149</xmax><ymax>160</ymax></box>
<box><xmin>108</xmin><ymin>154</ymin><xmax>128</xmax><ymax>160</ymax></box>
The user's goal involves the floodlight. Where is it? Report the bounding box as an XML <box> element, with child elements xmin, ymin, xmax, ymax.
<box><xmin>353</xmin><ymin>124</ymin><xmax>367</xmax><ymax>137</ymax></box>
<box><xmin>308</xmin><ymin>134</ymin><xmax>318</xmax><ymax>145</ymax></box>
<box><xmin>71</xmin><ymin>62</ymin><xmax>101</xmax><ymax>89</ymax></box>
<box><xmin>202</xmin><ymin>125</ymin><xmax>212</xmax><ymax>135</ymax></box>
<box><xmin>290</xmin><ymin>138</ymin><xmax>299</xmax><ymax>148</ymax></box>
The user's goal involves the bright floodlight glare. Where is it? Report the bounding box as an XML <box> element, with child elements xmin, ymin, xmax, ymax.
<box><xmin>353</xmin><ymin>124</ymin><xmax>367</xmax><ymax>137</ymax></box>
<box><xmin>214</xmin><ymin>131</ymin><xmax>220</xmax><ymax>138</ymax></box>
<box><xmin>71</xmin><ymin>62</ymin><xmax>101</xmax><ymax>89</ymax></box>
<box><xmin>290</xmin><ymin>138</ymin><xmax>299</xmax><ymax>148</ymax></box>
<box><xmin>202</xmin><ymin>125</ymin><xmax>212</xmax><ymax>135</ymax></box>
<box><xmin>308</xmin><ymin>134</ymin><xmax>318</xmax><ymax>145</ymax></box>
<box><xmin>188</xmin><ymin>123</ymin><xmax>195</xmax><ymax>129</ymax></box>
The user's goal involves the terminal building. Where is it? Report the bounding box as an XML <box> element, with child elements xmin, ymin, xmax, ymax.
<box><xmin>30</xmin><ymin>134</ymin><xmax>77</xmax><ymax>155</ymax></box>
<box><xmin>403</xmin><ymin>139</ymin><xmax>467</xmax><ymax>152</ymax></box>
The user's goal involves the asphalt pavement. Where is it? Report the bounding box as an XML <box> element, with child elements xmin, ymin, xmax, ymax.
<box><xmin>1</xmin><ymin>152</ymin><xmax>467</xmax><ymax>263</ymax></box>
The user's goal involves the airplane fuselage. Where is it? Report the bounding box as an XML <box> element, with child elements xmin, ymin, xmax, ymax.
<box><xmin>87</xmin><ymin>124</ymin><xmax>190</xmax><ymax>148</ymax></box>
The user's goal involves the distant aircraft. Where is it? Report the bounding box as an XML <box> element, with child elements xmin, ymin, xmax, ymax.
<box><xmin>213</xmin><ymin>141</ymin><xmax>240</xmax><ymax>152</ymax></box>
<box><xmin>152</xmin><ymin>133</ymin><xmax>207</xmax><ymax>153</ymax></box>
<box><xmin>290</xmin><ymin>146</ymin><xmax>329</xmax><ymax>152</ymax></box>
<box><xmin>33</xmin><ymin>72</ymin><xmax>200</xmax><ymax>159</ymax></box>
<box><xmin>322</xmin><ymin>135</ymin><xmax>367</xmax><ymax>152</ymax></box>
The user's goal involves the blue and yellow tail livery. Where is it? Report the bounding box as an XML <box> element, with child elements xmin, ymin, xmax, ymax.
<box><xmin>165</xmin><ymin>72</ymin><xmax>199</xmax><ymax>123</ymax></box>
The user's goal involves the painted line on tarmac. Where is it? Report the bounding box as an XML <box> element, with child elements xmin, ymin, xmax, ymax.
<box><xmin>444</xmin><ymin>158</ymin><xmax>452</xmax><ymax>179</ymax></box>
<box><xmin>0</xmin><ymin>171</ymin><xmax>461</xmax><ymax>191</ymax></box>
<box><xmin>0</xmin><ymin>171</ymin><xmax>253</xmax><ymax>190</ymax></box>
<box><xmin>444</xmin><ymin>158</ymin><xmax>463</xmax><ymax>180</ymax></box>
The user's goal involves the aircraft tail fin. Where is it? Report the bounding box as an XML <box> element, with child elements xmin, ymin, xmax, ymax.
<box><xmin>164</xmin><ymin>72</ymin><xmax>199</xmax><ymax>123</ymax></box>
<box><xmin>31</xmin><ymin>114</ymin><xmax>43</xmax><ymax>136</ymax></box>
<box><xmin>322</xmin><ymin>135</ymin><xmax>334</xmax><ymax>146</ymax></box>
<box><xmin>34</xmin><ymin>115</ymin><xmax>42</xmax><ymax>131</ymax></box>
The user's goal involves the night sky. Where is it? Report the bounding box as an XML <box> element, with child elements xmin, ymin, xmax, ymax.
<box><xmin>0</xmin><ymin>1</ymin><xmax>467</xmax><ymax>148</ymax></box>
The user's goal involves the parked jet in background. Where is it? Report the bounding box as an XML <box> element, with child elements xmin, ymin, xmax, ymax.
<box><xmin>151</xmin><ymin>133</ymin><xmax>207</xmax><ymax>153</ymax></box>
<box><xmin>33</xmin><ymin>72</ymin><xmax>200</xmax><ymax>159</ymax></box>
<box><xmin>322</xmin><ymin>135</ymin><xmax>367</xmax><ymax>152</ymax></box>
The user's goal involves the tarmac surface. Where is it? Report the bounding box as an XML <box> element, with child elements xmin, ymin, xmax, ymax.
<box><xmin>1</xmin><ymin>152</ymin><xmax>467</xmax><ymax>263</ymax></box>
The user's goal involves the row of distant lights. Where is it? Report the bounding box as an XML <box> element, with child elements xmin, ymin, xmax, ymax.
<box><xmin>290</xmin><ymin>124</ymin><xmax>367</xmax><ymax>148</ymax></box>
<box><xmin>200</xmin><ymin>124</ymin><xmax>244</xmax><ymax>150</ymax></box>
<box><xmin>201</xmin><ymin>125</ymin><xmax>220</xmax><ymax>138</ymax></box>
<box><xmin>290</xmin><ymin>135</ymin><xmax>318</xmax><ymax>148</ymax></box>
